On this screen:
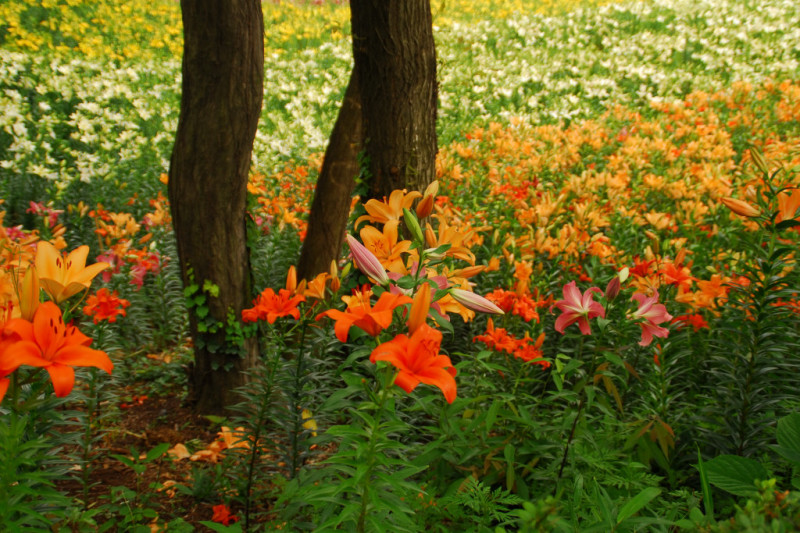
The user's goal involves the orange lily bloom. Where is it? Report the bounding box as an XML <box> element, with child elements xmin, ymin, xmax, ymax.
<box><xmin>2</xmin><ymin>301</ymin><xmax>113</xmax><ymax>397</ymax></box>
<box><xmin>316</xmin><ymin>291</ymin><xmax>412</xmax><ymax>343</ymax></box>
<box><xmin>370</xmin><ymin>324</ymin><xmax>457</xmax><ymax>403</ymax></box>
<box><xmin>360</xmin><ymin>221</ymin><xmax>412</xmax><ymax>274</ymax></box>
<box><xmin>356</xmin><ymin>189</ymin><xmax>422</xmax><ymax>227</ymax></box>
<box><xmin>425</xmin><ymin>219</ymin><xmax>476</xmax><ymax>265</ymax></box>
<box><xmin>35</xmin><ymin>241</ymin><xmax>109</xmax><ymax>303</ymax></box>
<box><xmin>242</xmin><ymin>288</ymin><xmax>305</xmax><ymax>324</ymax></box>
<box><xmin>303</xmin><ymin>272</ymin><xmax>329</xmax><ymax>300</ymax></box>
<box><xmin>776</xmin><ymin>188</ymin><xmax>800</xmax><ymax>224</ymax></box>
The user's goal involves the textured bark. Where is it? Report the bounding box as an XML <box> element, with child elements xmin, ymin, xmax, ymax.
<box><xmin>297</xmin><ymin>69</ymin><xmax>363</xmax><ymax>280</ymax></box>
<box><xmin>168</xmin><ymin>0</ymin><xmax>263</xmax><ymax>414</ymax></box>
<box><xmin>350</xmin><ymin>0</ymin><xmax>438</xmax><ymax>200</ymax></box>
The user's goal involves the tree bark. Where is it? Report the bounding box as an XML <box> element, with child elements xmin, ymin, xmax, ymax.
<box><xmin>168</xmin><ymin>0</ymin><xmax>263</xmax><ymax>414</ymax></box>
<box><xmin>297</xmin><ymin>69</ymin><xmax>363</xmax><ymax>281</ymax></box>
<box><xmin>350</xmin><ymin>0</ymin><xmax>438</xmax><ymax>200</ymax></box>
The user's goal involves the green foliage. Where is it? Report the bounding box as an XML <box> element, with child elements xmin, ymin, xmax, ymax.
<box><xmin>103</xmin><ymin>443</ymin><xmax>171</xmax><ymax>530</ymax></box>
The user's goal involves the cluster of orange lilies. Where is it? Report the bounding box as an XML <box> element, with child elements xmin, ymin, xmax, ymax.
<box><xmin>0</xmin><ymin>235</ymin><xmax>113</xmax><ymax>404</ymax></box>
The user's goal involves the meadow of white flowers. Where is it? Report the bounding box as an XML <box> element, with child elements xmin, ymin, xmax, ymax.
<box><xmin>0</xmin><ymin>0</ymin><xmax>798</xmax><ymax>196</ymax></box>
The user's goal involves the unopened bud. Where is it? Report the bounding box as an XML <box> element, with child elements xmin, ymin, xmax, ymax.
<box><xmin>749</xmin><ymin>147</ymin><xmax>769</xmax><ymax>175</ymax></box>
<box><xmin>604</xmin><ymin>275</ymin><xmax>621</xmax><ymax>301</ymax></box>
<box><xmin>450</xmin><ymin>288</ymin><xmax>504</xmax><ymax>315</ymax></box>
<box><xmin>403</xmin><ymin>208</ymin><xmax>425</xmax><ymax>244</ymax></box>
<box><xmin>721</xmin><ymin>197</ymin><xmax>761</xmax><ymax>218</ymax></box>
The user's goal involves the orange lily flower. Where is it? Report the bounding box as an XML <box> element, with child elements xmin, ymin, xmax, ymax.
<box><xmin>316</xmin><ymin>291</ymin><xmax>412</xmax><ymax>343</ymax></box>
<box><xmin>776</xmin><ymin>188</ymin><xmax>800</xmax><ymax>224</ymax></box>
<box><xmin>356</xmin><ymin>189</ymin><xmax>422</xmax><ymax>227</ymax></box>
<box><xmin>425</xmin><ymin>219</ymin><xmax>476</xmax><ymax>265</ymax></box>
<box><xmin>35</xmin><ymin>241</ymin><xmax>109</xmax><ymax>303</ymax></box>
<box><xmin>2</xmin><ymin>301</ymin><xmax>113</xmax><ymax>397</ymax></box>
<box><xmin>370</xmin><ymin>324</ymin><xmax>457</xmax><ymax>403</ymax></box>
<box><xmin>360</xmin><ymin>221</ymin><xmax>412</xmax><ymax>274</ymax></box>
<box><xmin>303</xmin><ymin>272</ymin><xmax>329</xmax><ymax>300</ymax></box>
<box><xmin>242</xmin><ymin>288</ymin><xmax>305</xmax><ymax>324</ymax></box>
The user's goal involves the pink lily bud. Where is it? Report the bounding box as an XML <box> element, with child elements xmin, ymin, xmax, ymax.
<box><xmin>346</xmin><ymin>234</ymin><xmax>390</xmax><ymax>286</ymax></box>
<box><xmin>604</xmin><ymin>275</ymin><xmax>621</xmax><ymax>302</ymax></box>
<box><xmin>450</xmin><ymin>288</ymin><xmax>504</xmax><ymax>315</ymax></box>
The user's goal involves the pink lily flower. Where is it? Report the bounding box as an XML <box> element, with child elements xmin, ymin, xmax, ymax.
<box><xmin>554</xmin><ymin>281</ymin><xmax>605</xmax><ymax>335</ymax></box>
<box><xmin>631</xmin><ymin>292</ymin><xmax>673</xmax><ymax>346</ymax></box>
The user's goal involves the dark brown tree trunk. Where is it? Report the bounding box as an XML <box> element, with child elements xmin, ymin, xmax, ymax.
<box><xmin>168</xmin><ymin>0</ymin><xmax>263</xmax><ymax>414</ymax></box>
<box><xmin>350</xmin><ymin>0</ymin><xmax>438</xmax><ymax>200</ymax></box>
<box><xmin>297</xmin><ymin>69</ymin><xmax>363</xmax><ymax>281</ymax></box>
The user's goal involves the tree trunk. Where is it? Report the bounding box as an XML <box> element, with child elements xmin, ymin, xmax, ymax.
<box><xmin>168</xmin><ymin>0</ymin><xmax>263</xmax><ymax>414</ymax></box>
<box><xmin>350</xmin><ymin>0</ymin><xmax>438</xmax><ymax>200</ymax></box>
<box><xmin>297</xmin><ymin>69</ymin><xmax>363</xmax><ymax>281</ymax></box>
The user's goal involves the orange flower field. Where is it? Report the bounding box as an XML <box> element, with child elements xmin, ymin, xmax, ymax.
<box><xmin>1</xmin><ymin>0</ymin><xmax>800</xmax><ymax>530</ymax></box>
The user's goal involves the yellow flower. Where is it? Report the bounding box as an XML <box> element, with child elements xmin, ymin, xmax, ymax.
<box><xmin>35</xmin><ymin>242</ymin><xmax>109</xmax><ymax>304</ymax></box>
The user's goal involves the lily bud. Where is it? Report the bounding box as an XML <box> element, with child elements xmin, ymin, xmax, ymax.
<box><xmin>416</xmin><ymin>180</ymin><xmax>439</xmax><ymax>219</ymax></box>
<box><xmin>749</xmin><ymin>147</ymin><xmax>769</xmax><ymax>175</ymax></box>
<box><xmin>721</xmin><ymin>197</ymin><xmax>761</xmax><ymax>218</ymax></box>
<box><xmin>19</xmin><ymin>266</ymin><xmax>40</xmax><ymax>321</ymax></box>
<box><xmin>402</xmin><ymin>208</ymin><xmax>425</xmax><ymax>245</ymax></box>
<box><xmin>329</xmin><ymin>260</ymin><xmax>340</xmax><ymax>293</ymax></box>
<box><xmin>408</xmin><ymin>282</ymin><xmax>431</xmax><ymax>333</ymax></box>
<box><xmin>604</xmin><ymin>275</ymin><xmax>621</xmax><ymax>302</ymax></box>
<box><xmin>285</xmin><ymin>265</ymin><xmax>297</xmax><ymax>293</ymax></box>
<box><xmin>425</xmin><ymin>225</ymin><xmax>437</xmax><ymax>248</ymax></box>
<box><xmin>346</xmin><ymin>234</ymin><xmax>390</xmax><ymax>286</ymax></box>
<box><xmin>450</xmin><ymin>288</ymin><xmax>504</xmax><ymax>315</ymax></box>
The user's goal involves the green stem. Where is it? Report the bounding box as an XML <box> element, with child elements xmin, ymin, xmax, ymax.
<box><xmin>554</xmin><ymin>336</ymin><xmax>594</xmax><ymax>491</ymax></box>
<box><xmin>289</xmin><ymin>321</ymin><xmax>308</xmax><ymax>478</ymax></box>
<box><xmin>356</xmin><ymin>369</ymin><xmax>395</xmax><ymax>533</ymax></box>
<box><xmin>243</xmin><ymin>323</ymin><xmax>284</xmax><ymax>531</ymax></box>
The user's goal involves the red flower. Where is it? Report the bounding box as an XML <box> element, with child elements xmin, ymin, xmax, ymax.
<box><xmin>83</xmin><ymin>288</ymin><xmax>130</xmax><ymax>324</ymax></box>
<box><xmin>473</xmin><ymin>318</ymin><xmax>518</xmax><ymax>353</ymax></box>
<box><xmin>554</xmin><ymin>281</ymin><xmax>605</xmax><ymax>335</ymax></box>
<box><xmin>211</xmin><ymin>504</ymin><xmax>239</xmax><ymax>526</ymax></box>
<box><xmin>242</xmin><ymin>288</ymin><xmax>305</xmax><ymax>324</ymax></box>
<box><xmin>512</xmin><ymin>333</ymin><xmax>549</xmax><ymax>368</ymax></box>
<box><xmin>671</xmin><ymin>313</ymin><xmax>709</xmax><ymax>331</ymax></box>
<box><xmin>370</xmin><ymin>324</ymin><xmax>457</xmax><ymax>403</ymax></box>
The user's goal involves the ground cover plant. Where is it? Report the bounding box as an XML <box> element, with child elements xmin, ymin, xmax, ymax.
<box><xmin>1</xmin><ymin>0</ymin><xmax>800</xmax><ymax>530</ymax></box>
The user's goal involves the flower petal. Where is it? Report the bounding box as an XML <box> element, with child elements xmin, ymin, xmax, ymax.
<box><xmin>46</xmin><ymin>364</ymin><xmax>75</xmax><ymax>397</ymax></box>
<box><xmin>54</xmin><ymin>345</ymin><xmax>113</xmax><ymax>375</ymax></box>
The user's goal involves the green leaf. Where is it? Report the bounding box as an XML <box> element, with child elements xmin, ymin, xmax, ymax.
<box><xmin>430</xmin><ymin>308</ymin><xmax>454</xmax><ymax>336</ymax></box>
<box><xmin>696</xmin><ymin>448</ymin><xmax>714</xmax><ymax>517</ymax></box>
<box><xmin>203</xmin><ymin>279</ymin><xmax>220</xmax><ymax>298</ymax></box>
<box><xmin>616</xmin><ymin>487</ymin><xmax>660</xmax><ymax>524</ymax></box>
<box><xmin>504</xmin><ymin>444</ymin><xmax>516</xmax><ymax>490</ymax></box>
<box><xmin>485</xmin><ymin>399</ymin><xmax>502</xmax><ymax>435</ymax></box>
<box><xmin>145</xmin><ymin>442</ymin><xmax>170</xmax><ymax>462</ymax></box>
<box><xmin>198</xmin><ymin>522</ymin><xmax>243</xmax><ymax>533</ymax></box>
<box><xmin>776</xmin><ymin>413</ymin><xmax>800</xmax><ymax>458</ymax></box>
<box><xmin>703</xmin><ymin>455</ymin><xmax>768</xmax><ymax>496</ymax></box>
